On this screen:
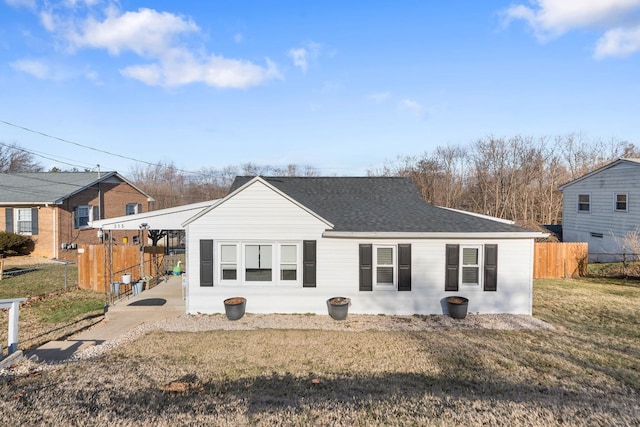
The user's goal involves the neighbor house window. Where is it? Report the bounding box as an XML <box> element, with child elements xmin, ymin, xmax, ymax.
<box><xmin>74</xmin><ymin>205</ymin><xmax>92</xmax><ymax>228</ymax></box>
<box><xmin>15</xmin><ymin>208</ymin><xmax>32</xmax><ymax>234</ymax></box>
<box><xmin>245</xmin><ymin>244</ymin><xmax>273</xmax><ymax>282</ymax></box>
<box><xmin>220</xmin><ymin>244</ymin><xmax>238</xmax><ymax>281</ymax></box>
<box><xmin>374</xmin><ymin>245</ymin><xmax>396</xmax><ymax>288</ymax></box>
<box><xmin>614</xmin><ymin>193</ymin><xmax>628</xmax><ymax>212</ymax></box>
<box><xmin>461</xmin><ymin>245</ymin><xmax>482</xmax><ymax>286</ymax></box>
<box><xmin>577</xmin><ymin>194</ymin><xmax>591</xmax><ymax>212</ymax></box>
<box><xmin>125</xmin><ymin>203</ymin><xmax>142</xmax><ymax>215</ymax></box>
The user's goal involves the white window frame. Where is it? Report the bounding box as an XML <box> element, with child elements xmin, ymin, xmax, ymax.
<box><xmin>614</xmin><ymin>192</ymin><xmax>628</xmax><ymax>212</ymax></box>
<box><xmin>577</xmin><ymin>194</ymin><xmax>591</xmax><ymax>213</ymax></box>
<box><xmin>373</xmin><ymin>245</ymin><xmax>396</xmax><ymax>290</ymax></box>
<box><xmin>74</xmin><ymin>205</ymin><xmax>92</xmax><ymax>229</ymax></box>
<box><xmin>460</xmin><ymin>244</ymin><xmax>482</xmax><ymax>287</ymax></box>
<box><xmin>14</xmin><ymin>208</ymin><xmax>33</xmax><ymax>235</ymax></box>
<box><xmin>218</xmin><ymin>242</ymin><xmax>240</xmax><ymax>284</ymax></box>
<box><xmin>217</xmin><ymin>241</ymin><xmax>301</xmax><ymax>286</ymax></box>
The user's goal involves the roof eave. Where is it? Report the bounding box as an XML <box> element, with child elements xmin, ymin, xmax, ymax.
<box><xmin>322</xmin><ymin>231</ymin><xmax>548</xmax><ymax>239</ymax></box>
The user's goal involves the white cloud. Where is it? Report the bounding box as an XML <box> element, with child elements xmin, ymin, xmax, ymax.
<box><xmin>69</xmin><ymin>8</ymin><xmax>200</xmax><ymax>56</ymax></box>
<box><xmin>5</xmin><ymin>0</ymin><xmax>36</xmax><ymax>9</ymax></box>
<box><xmin>595</xmin><ymin>26</ymin><xmax>640</xmax><ymax>57</ymax></box>
<box><xmin>399</xmin><ymin>98</ymin><xmax>424</xmax><ymax>118</ymax></box>
<box><xmin>10</xmin><ymin>59</ymin><xmax>51</xmax><ymax>79</ymax></box>
<box><xmin>368</xmin><ymin>91</ymin><xmax>392</xmax><ymax>103</ymax></box>
<box><xmin>18</xmin><ymin>3</ymin><xmax>281</xmax><ymax>88</ymax></box>
<box><xmin>288</xmin><ymin>42</ymin><xmax>322</xmax><ymax>73</ymax></box>
<box><xmin>503</xmin><ymin>0</ymin><xmax>640</xmax><ymax>57</ymax></box>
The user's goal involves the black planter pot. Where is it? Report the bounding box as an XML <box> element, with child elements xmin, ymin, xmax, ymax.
<box><xmin>224</xmin><ymin>297</ymin><xmax>246</xmax><ymax>320</ymax></box>
<box><xmin>446</xmin><ymin>296</ymin><xmax>469</xmax><ymax>319</ymax></box>
<box><xmin>327</xmin><ymin>297</ymin><xmax>351</xmax><ymax>320</ymax></box>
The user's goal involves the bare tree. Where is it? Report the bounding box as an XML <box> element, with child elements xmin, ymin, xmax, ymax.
<box><xmin>0</xmin><ymin>142</ymin><xmax>43</xmax><ymax>172</ymax></box>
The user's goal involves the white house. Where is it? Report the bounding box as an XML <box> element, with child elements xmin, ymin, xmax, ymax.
<box><xmin>183</xmin><ymin>176</ymin><xmax>545</xmax><ymax>316</ymax></box>
<box><xmin>559</xmin><ymin>158</ymin><xmax>640</xmax><ymax>262</ymax></box>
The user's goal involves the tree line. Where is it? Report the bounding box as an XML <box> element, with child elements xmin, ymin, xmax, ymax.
<box><xmin>370</xmin><ymin>134</ymin><xmax>639</xmax><ymax>225</ymax></box>
<box><xmin>3</xmin><ymin>135</ymin><xmax>638</xmax><ymax>225</ymax></box>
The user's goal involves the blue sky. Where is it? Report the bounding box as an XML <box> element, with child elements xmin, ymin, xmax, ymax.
<box><xmin>1</xmin><ymin>1</ymin><xmax>639</xmax><ymax>176</ymax></box>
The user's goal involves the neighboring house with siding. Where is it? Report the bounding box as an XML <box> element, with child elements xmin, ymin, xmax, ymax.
<box><xmin>183</xmin><ymin>176</ymin><xmax>545</xmax><ymax>316</ymax></box>
<box><xmin>559</xmin><ymin>158</ymin><xmax>640</xmax><ymax>262</ymax></box>
<box><xmin>0</xmin><ymin>171</ymin><xmax>153</xmax><ymax>261</ymax></box>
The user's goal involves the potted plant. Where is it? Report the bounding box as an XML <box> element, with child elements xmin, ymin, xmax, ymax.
<box><xmin>327</xmin><ymin>297</ymin><xmax>351</xmax><ymax>320</ymax></box>
<box><xmin>445</xmin><ymin>296</ymin><xmax>469</xmax><ymax>319</ymax></box>
<box><xmin>223</xmin><ymin>297</ymin><xmax>246</xmax><ymax>320</ymax></box>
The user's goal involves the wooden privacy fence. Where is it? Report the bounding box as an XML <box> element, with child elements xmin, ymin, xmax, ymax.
<box><xmin>77</xmin><ymin>244</ymin><xmax>165</xmax><ymax>293</ymax></box>
<box><xmin>534</xmin><ymin>242</ymin><xmax>588</xmax><ymax>279</ymax></box>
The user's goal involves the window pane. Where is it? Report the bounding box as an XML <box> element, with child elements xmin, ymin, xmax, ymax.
<box><xmin>259</xmin><ymin>245</ymin><xmax>272</xmax><ymax>268</ymax></box>
<box><xmin>221</xmin><ymin>245</ymin><xmax>236</xmax><ymax>263</ymax></box>
<box><xmin>222</xmin><ymin>266</ymin><xmax>237</xmax><ymax>280</ymax></box>
<box><xmin>246</xmin><ymin>269</ymin><xmax>272</xmax><ymax>281</ymax></box>
<box><xmin>281</xmin><ymin>245</ymin><xmax>297</xmax><ymax>263</ymax></box>
<box><xmin>377</xmin><ymin>247</ymin><xmax>393</xmax><ymax>265</ymax></box>
<box><xmin>462</xmin><ymin>248</ymin><xmax>478</xmax><ymax>265</ymax></box>
<box><xmin>377</xmin><ymin>266</ymin><xmax>394</xmax><ymax>284</ymax></box>
<box><xmin>245</xmin><ymin>245</ymin><xmax>260</xmax><ymax>269</ymax></box>
<box><xmin>462</xmin><ymin>266</ymin><xmax>479</xmax><ymax>284</ymax></box>
<box><xmin>281</xmin><ymin>269</ymin><xmax>297</xmax><ymax>280</ymax></box>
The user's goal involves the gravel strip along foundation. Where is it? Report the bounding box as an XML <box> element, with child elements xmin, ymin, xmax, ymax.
<box><xmin>1</xmin><ymin>313</ymin><xmax>553</xmax><ymax>378</ymax></box>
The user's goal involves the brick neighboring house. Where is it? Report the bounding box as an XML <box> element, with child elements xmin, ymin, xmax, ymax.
<box><xmin>0</xmin><ymin>171</ymin><xmax>153</xmax><ymax>261</ymax></box>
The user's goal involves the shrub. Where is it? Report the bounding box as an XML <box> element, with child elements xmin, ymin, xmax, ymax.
<box><xmin>0</xmin><ymin>231</ymin><xmax>33</xmax><ymax>255</ymax></box>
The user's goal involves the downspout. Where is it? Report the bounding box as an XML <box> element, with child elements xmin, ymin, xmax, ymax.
<box><xmin>97</xmin><ymin>165</ymin><xmax>102</xmax><ymax>222</ymax></box>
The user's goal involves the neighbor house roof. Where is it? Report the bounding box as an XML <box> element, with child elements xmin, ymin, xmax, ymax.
<box><xmin>558</xmin><ymin>158</ymin><xmax>640</xmax><ymax>191</ymax></box>
<box><xmin>228</xmin><ymin>176</ymin><xmax>537</xmax><ymax>235</ymax></box>
<box><xmin>0</xmin><ymin>171</ymin><xmax>153</xmax><ymax>205</ymax></box>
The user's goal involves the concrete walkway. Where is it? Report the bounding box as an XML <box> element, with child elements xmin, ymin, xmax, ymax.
<box><xmin>28</xmin><ymin>274</ymin><xmax>186</xmax><ymax>363</ymax></box>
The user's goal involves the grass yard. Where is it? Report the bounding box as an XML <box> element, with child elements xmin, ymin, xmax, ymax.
<box><xmin>1</xmin><ymin>277</ymin><xmax>639</xmax><ymax>426</ymax></box>
<box><xmin>0</xmin><ymin>264</ymin><xmax>105</xmax><ymax>352</ymax></box>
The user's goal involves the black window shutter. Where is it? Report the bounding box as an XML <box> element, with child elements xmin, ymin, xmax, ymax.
<box><xmin>5</xmin><ymin>208</ymin><xmax>13</xmax><ymax>233</ymax></box>
<box><xmin>73</xmin><ymin>207</ymin><xmax>79</xmax><ymax>229</ymax></box>
<box><xmin>200</xmin><ymin>239</ymin><xmax>214</xmax><ymax>287</ymax></box>
<box><xmin>398</xmin><ymin>244</ymin><xmax>411</xmax><ymax>291</ymax></box>
<box><xmin>302</xmin><ymin>240</ymin><xmax>317</xmax><ymax>287</ymax></box>
<box><xmin>93</xmin><ymin>206</ymin><xmax>100</xmax><ymax>222</ymax></box>
<box><xmin>484</xmin><ymin>244</ymin><xmax>498</xmax><ymax>291</ymax></box>
<box><xmin>31</xmin><ymin>208</ymin><xmax>39</xmax><ymax>235</ymax></box>
<box><xmin>359</xmin><ymin>244</ymin><xmax>373</xmax><ymax>291</ymax></box>
<box><xmin>137</xmin><ymin>203</ymin><xmax>143</xmax><ymax>214</ymax></box>
<box><xmin>445</xmin><ymin>244</ymin><xmax>459</xmax><ymax>291</ymax></box>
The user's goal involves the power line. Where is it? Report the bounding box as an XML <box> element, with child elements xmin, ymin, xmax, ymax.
<box><xmin>0</xmin><ymin>141</ymin><xmax>94</xmax><ymax>170</ymax></box>
<box><xmin>0</xmin><ymin>119</ymin><xmax>217</xmax><ymax>176</ymax></box>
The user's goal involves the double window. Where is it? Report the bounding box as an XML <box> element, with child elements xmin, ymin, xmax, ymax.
<box><xmin>15</xmin><ymin>208</ymin><xmax>33</xmax><ymax>234</ymax></box>
<box><xmin>217</xmin><ymin>242</ymin><xmax>300</xmax><ymax>285</ymax></box>
<box><xmin>614</xmin><ymin>193</ymin><xmax>628</xmax><ymax>212</ymax></box>
<box><xmin>577</xmin><ymin>194</ymin><xmax>591</xmax><ymax>212</ymax></box>
<box><xmin>126</xmin><ymin>203</ymin><xmax>142</xmax><ymax>215</ymax></box>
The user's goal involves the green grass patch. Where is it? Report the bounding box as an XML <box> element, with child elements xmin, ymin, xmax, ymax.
<box><xmin>31</xmin><ymin>290</ymin><xmax>104</xmax><ymax>323</ymax></box>
<box><xmin>0</xmin><ymin>264</ymin><xmax>78</xmax><ymax>299</ymax></box>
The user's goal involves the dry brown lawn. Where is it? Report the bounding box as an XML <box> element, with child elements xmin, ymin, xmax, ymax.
<box><xmin>1</xmin><ymin>278</ymin><xmax>639</xmax><ymax>426</ymax></box>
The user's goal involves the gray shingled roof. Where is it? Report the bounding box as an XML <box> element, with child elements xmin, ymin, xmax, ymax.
<box><xmin>230</xmin><ymin>176</ymin><xmax>533</xmax><ymax>233</ymax></box>
<box><xmin>0</xmin><ymin>172</ymin><xmax>120</xmax><ymax>204</ymax></box>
